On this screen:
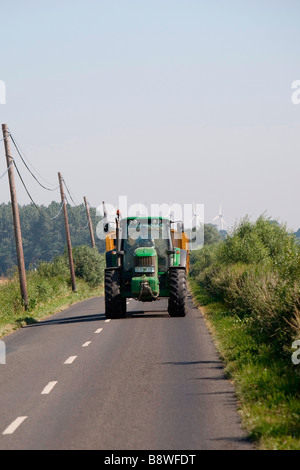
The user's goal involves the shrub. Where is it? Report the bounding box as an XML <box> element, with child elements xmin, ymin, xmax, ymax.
<box><xmin>72</xmin><ymin>245</ymin><xmax>105</xmax><ymax>287</ymax></box>
<box><xmin>37</xmin><ymin>255</ymin><xmax>69</xmax><ymax>278</ymax></box>
<box><xmin>189</xmin><ymin>215</ymin><xmax>300</xmax><ymax>351</ymax></box>
<box><xmin>37</xmin><ymin>245</ymin><xmax>105</xmax><ymax>287</ymax></box>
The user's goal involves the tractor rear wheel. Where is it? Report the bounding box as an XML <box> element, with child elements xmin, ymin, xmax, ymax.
<box><xmin>105</xmin><ymin>268</ymin><xmax>126</xmax><ymax>319</ymax></box>
<box><xmin>168</xmin><ymin>267</ymin><xmax>188</xmax><ymax>317</ymax></box>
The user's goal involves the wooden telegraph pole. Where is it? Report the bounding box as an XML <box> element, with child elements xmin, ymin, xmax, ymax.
<box><xmin>84</xmin><ymin>196</ymin><xmax>96</xmax><ymax>248</ymax></box>
<box><xmin>58</xmin><ymin>172</ymin><xmax>77</xmax><ymax>292</ymax></box>
<box><xmin>2</xmin><ymin>124</ymin><xmax>28</xmax><ymax>309</ymax></box>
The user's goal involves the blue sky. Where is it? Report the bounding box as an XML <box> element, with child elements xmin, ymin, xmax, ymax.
<box><xmin>0</xmin><ymin>0</ymin><xmax>300</xmax><ymax>230</ymax></box>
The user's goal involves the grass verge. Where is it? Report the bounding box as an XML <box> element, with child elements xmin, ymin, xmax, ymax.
<box><xmin>189</xmin><ymin>278</ymin><xmax>300</xmax><ymax>450</ymax></box>
<box><xmin>0</xmin><ymin>246</ymin><xmax>105</xmax><ymax>338</ymax></box>
<box><xmin>0</xmin><ymin>271</ymin><xmax>103</xmax><ymax>339</ymax></box>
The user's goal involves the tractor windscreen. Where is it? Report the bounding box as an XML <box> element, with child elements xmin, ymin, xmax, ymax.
<box><xmin>121</xmin><ymin>218</ymin><xmax>172</xmax><ymax>272</ymax></box>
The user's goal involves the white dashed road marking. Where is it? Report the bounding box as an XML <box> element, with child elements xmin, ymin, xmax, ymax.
<box><xmin>2</xmin><ymin>416</ymin><xmax>28</xmax><ymax>435</ymax></box>
<box><xmin>41</xmin><ymin>381</ymin><xmax>58</xmax><ymax>395</ymax></box>
<box><xmin>64</xmin><ymin>356</ymin><xmax>77</xmax><ymax>364</ymax></box>
<box><xmin>1</xmin><ymin>313</ymin><xmax>112</xmax><ymax>439</ymax></box>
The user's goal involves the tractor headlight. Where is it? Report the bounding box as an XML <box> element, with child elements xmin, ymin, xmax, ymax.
<box><xmin>135</xmin><ymin>266</ymin><xmax>155</xmax><ymax>274</ymax></box>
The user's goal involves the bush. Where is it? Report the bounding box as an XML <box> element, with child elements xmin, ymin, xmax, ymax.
<box><xmin>37</xmin><ymin>245</ymin><xmax>105</xmax><ymax>288</ymax></box>
<box><xmin>72</xmin><ymin>245</ymin><xmax>105</xmax><ymax>287</ymax></box>
<box><xmin>189</xmin><ymin>243</ymin><xmax>221</xmax><ymax>278</ymax></box>
<box><xmin>221</xmin><ymin>215</ymin><xmax>300</xmax><ymax>279</ymax></box>
<box><xmin>189</xmin><ymin>215</ymin><xmax>300</xmax><ymax>351</ymax></box>
<box><xmin>37</xmin><ymin>255</ymin><xmax>69</xmax><ymax>278</ymax></box>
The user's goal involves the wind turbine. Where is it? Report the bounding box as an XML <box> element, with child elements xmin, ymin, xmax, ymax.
<box><xmin>212</xmin><ymin>204</ymin><xmax>226</xmax><ymax>230</ymax></box>
<box><xmin>191</xmin><ymin>202</ymin><xmax>203</xmax><ymax>230</ymax></box>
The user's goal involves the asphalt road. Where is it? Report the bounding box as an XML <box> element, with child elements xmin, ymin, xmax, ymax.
<box><xmin>0</xmin><ymin>293</ymin><xmax>253</xmax><ymax>450</ymax></box>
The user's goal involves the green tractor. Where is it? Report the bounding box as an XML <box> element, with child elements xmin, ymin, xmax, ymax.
<box><xmin>104</xmin><ymin>212</ymin><xmax>190</xmax><ymax>319</ymax></box>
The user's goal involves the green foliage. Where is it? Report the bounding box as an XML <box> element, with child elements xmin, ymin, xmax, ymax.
<box><xmin>0</xmin><ymin>249</ymin><xmax>104</xmax><ymax>336</ymax></box>
<box><xmin>204</xmin><ymin>224</ymin><xmax>222</xmax><ymax>245</ymax></box>
<box><xmin>220</xmin><ymin>215</ymin><xmax>300</xmax><ymax>279</ymax></box>
<box><xmin>190</xmin><ymin>279</ymin><xmax>300</xmax><ymax>449</ymax></box>
<box><xmin>189</xmin><ymin>243</ymin><xmax>221</xmax><ymax>278</ymax></box>
<box><xmin>189</xmin><ymin>214</ymin><xmax>300</xmax><ymax>351</ymax></box>
<box><xmin>72</xmin><ymin>245</ymin><xmax>105</xmax><ymax>287</ymax></box>
<box><xmin>37</xmin><ymin>245</ymin><xmax>105</xmax><ymax>287</ymax></box>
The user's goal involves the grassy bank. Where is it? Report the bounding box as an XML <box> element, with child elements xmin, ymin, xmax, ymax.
<box><xmin>189</xmin><ymin>216</ymin><xmax>300</xmax><ymax>450</ymax></box>
<box><xmin>0</xmin><ymin>246</ymin><xmax>105</xmax><ymax>339</ymax></box>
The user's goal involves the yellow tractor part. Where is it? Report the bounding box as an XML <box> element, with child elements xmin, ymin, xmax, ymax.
<box><xmin>171</xmin><ymin>229</ymin><xmax>190</xmax><ymax>273</ymax></box>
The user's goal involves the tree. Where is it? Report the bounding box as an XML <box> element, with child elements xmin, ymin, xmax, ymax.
<box><xmin>204</xmin><ymin>224</ymin><xmax>222</xmax><ymax>245</ymax></box>
<box><xmin>0</xmin><ymin>202</ymin><xmax>105</xmax><ymax>275</ymax></box>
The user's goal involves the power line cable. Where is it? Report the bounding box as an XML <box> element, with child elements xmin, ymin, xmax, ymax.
<box><xmin>64</xmin><ymin>193</ymin><xmax>90</xmax><ymax>231</ymax></box>
<box><xmin>9</xmin><ymin>131</ymin><xmax>59</xmax><ymax>192</ymax></box>
<box><xmin>4</xmin><ymin>130</ymin><xmax>89</xmax><ymax>228</ymax></box>
<box><xmin>0</xmin><ymin>160</ymin><xmax>13</xmax><ymax>180</ymax></box>
<box><xmin>61</xmin><ymin>176</ymin><xmax>90</xmax><ymax>231</ymax></box>
<box><xmin>13</xmin><ymin>158</ymin><xmax>64</xmax><ymax>220</ymax></box>
<box><xmin>62</xmin><ymin>177</ymin><xmax>79</xmax><ymax>207</ymax></box>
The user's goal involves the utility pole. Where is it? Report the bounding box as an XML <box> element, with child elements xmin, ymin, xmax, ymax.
<box><xmin>2</xmin><ymin>124</ymin><xmax>28</xmax><ymax>309</ymax></box>
<box><xmin>84</xmin><ymin>196</ymin><xmax>96</xmax><ymax>248</ymax></box>
<box><xmin>58</xmin><ymin>172</ymin><xmax>77</xmax><ymax>292</ymax></box>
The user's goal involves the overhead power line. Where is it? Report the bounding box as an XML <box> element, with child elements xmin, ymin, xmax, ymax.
<box><xmin>0</xmin><ymin>160</ymin><xmax>13</xmax><ymax>180</ymax></box>
<box><xmin>61</xmin><ymin>176</ymin><xmax>90</xmax><ymax>230</ymax></box>
<box><xmin>9</xmin><ymin>131</ymin><xmax>59</xmax><ymax>192</ymax></box>
<box><xmin>2</xmin><ymin>127</ymin><xmax>92</xmax><ymax>230</ymax></box>
<box><xmin>12</xmin><ymin>157</ymin><xmax>64</xmax><ymax>220</ymax></box>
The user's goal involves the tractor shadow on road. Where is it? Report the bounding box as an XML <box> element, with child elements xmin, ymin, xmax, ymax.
<box><xmin>23</xmin><ymin>313</ymin><xmax>107</xmax><ymax>328</ymax></box>
<box><xmin>24</xmin><ymin>311</ymin><xmax>172</xmax><ymax>327</ymax></box>
<box><xmin>125</xmin><ymin>310</ymin><xmax>170</xmax><ymax>319</ymax></box>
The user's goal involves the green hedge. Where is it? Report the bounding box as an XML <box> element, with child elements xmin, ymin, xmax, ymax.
<box><xmin>189</xmin><ymin>215</ymin><xmax>300</xmax><ymax>352</ymax></box>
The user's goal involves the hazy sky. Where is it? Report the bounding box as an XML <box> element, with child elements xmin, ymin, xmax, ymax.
<box><xmin>0</xmin><ymin>0</ymin><xmax>299</xmax><ymax>231</ymax></box>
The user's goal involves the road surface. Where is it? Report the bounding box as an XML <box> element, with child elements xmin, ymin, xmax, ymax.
<box><xmin>0</xmin><ymin>293</ymin><xmax>253</xmax><ymax>450</ymax></box>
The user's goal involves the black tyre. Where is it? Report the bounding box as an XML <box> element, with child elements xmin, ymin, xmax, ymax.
<box><xmin>168</xmin><ymin>267</ymin><xmax>188</xmax><ymax>317</ymax></box>
<box><xmin>105</xmin><ymin>269</ymin><xmax>126</xmax><ymax>319</ymax></box>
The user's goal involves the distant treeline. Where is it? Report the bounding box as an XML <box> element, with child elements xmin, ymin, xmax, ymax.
<box><xmin>0</xmin><ymin>202</ymin><xmax>105</xmax><ymax>275</ymax></box>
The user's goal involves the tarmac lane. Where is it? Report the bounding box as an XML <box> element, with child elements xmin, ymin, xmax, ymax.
<box><xmin>0</xmin><ymin>294</ymin><xmax>253</xmax><ymax>450</ymax></box>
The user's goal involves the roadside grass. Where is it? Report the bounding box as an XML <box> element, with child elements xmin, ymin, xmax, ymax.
<box><xmin>189</xmin><ymin>278</ymin><xmax>300</xmax><ymax>450</ymax></box>
<box><xmin>0</xmin><ymin>246</ymin><xmax>105</xmax><ymax>339</ymax></box>
<box><xmin>0</xmin><ymin>272</ymin><xmax>103</xmax><ymax>339</ymax></box>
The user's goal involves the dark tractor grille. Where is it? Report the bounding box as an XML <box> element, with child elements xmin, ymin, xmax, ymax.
<box><xmin>135</xmin><ymin>256</ymin><xmax>156</xmax><ymax>267</ymax></box>
<box><xmin>135</xmin><ymin>255</ymin><xmax>156</xmax><ymax>276</ymax></box>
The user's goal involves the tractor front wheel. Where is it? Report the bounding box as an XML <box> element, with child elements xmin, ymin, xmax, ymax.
<box><xmin>105</xmin><ymin>268</ymin><xmax>126</xmax><ymax>319</ymax></box>
<box><xmin>168</xmin><ymin>268</ymin><xmax>188</xmax><ymax>317</ymax></box>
